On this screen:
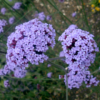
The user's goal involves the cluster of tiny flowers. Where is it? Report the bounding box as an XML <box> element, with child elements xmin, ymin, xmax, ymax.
<box><xmin>1</xmin><ymin>7</ymin><xmax>6</xmax><ymax>15</ymax></box>
<box><xmin>71</xmin><ymin>12</ymin><xmax>77</xmax><ymax>17</ymax></box>
<box><xmin>38</xmin><ymin>12</ymin><xmax>45</xmax><ymax>21</ymax></box>
<box><xmin>58</xmin><ymin>24</ymin><xmax>99</xmax><ymax>89</ymax></box>
<box><xmin>0</xmin><ymin>18</ymin><xmax>56</xmax><ymax>80</ymax></box>
<box><xmin>4</xmin><ymin>80</ymin><xmax>10</xmax><ymax>88</ymax></box>
<box><xmin>59</xmin><ymin>68</ymin><xmax>99</xmax><ymax>89</ymax></box>
<box><xmin>0</xmin><ymin>2</ymin><xmax>22</xmax><ymax>26</ymax></box>
<box><xmin>0</xmin><ymin>19</ymin><xmax>7</xmax><ymax>34</ymax></box>
<box><xmin>59</xmin><ymin>24</ymin><xmax>99</xmax><ymax>66</ymax></box>
<box><xmin>13</xmin><ymin>2</ymin><xmax>22</xmax><ymax>10</ymax></box>
<box><xmin>47</xmin><ymin>72</ymin><xmax>52</xmax><ymax>78</ymax></box>
<box><xmin>9</xmin><ymin>16</ymin><xmax>15</xmax><ymax>24</ymax></box>
<box><xmin>46</xmin><ymin>15</ymin><xmax>52</xmax><ymax>21</ymax></box>
<box><xmin>34</xmin><ymin>12</ymin><xmax>52</xmax><ymax>21</ymax></box>
<box><xmin>47</xmin><ymin>64</ymin><xmax>51</xmax><ymax>67</ymax></box>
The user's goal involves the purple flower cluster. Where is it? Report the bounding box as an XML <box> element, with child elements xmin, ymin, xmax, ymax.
<box><xmin>59</xmin><ymin>24</ymin><xmax>99</xmax><ymax>89</ymax></box>
<box><xmin>47</xmin><ymin>64</ymin><xmax>51</xmax><ymax>67</ymax></box>
<box><xmin>38</xmin><ymin>12</ymin><xmax>45</xmax><ymax>21</ymax></box>
<box><xmin>9</xmin><ymin>16</ymin><xmax>15</xmax><ymax>24</ymax></box>
<box><xmin>34</xmin><ymin>12</ymin><xmax>52</xmax><ymax>21</ymax></box>
<box><xmin>4</xmin><ymin>80</ymin><xmax>10</xmax><ymax>88</ymax></box>
<box><xmin>59</xmin><ymin>68</ymin><xmax>99</xmax><ymax>89</ymax></box>
<box><xmin>0</xmin><ymin>19</ymin><xmax>7</xmax><ymax>33</ymax></box>
<box><xmin>59</xmin><ymin>24</ymin><xmax>99</xmax><ymax>66</ymax></box>
<box><xmin>47</xmin><ymin>72</ymin><xmax>52</xmax><ymax>78</ymax></box>
<box><xmin>13</xmin><ymin>2</ymin><xmax>22</xmax><ymax>10</ymax></box>
<box><xmin>0</xmin><ymin>2</ymin><xmax>22</xmax><ymax>26</ymax></box>
<box><xmin>1</xmin><ymin>7</ymin><xmax>6</xmax><ymax>15</ymax></box>
<box><xmin>71</xmin><ymin>12</ymin><xmax>77</xmax><ymax>17</ymax></box>
<box><xmin>0</xmin><ymin>18</ymin><xmax>56</xmax><ymax>79</ymax></box>
<box><xmin>46</xmin><ymin>15</ymin><xmax>52</xmax><ymax>21</ymax></box>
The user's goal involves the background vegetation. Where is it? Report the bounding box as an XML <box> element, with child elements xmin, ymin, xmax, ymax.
<box><xmin>0</xmin><ymin>0</ymin><xmax>100</xmax><ymax>100</ymax></box>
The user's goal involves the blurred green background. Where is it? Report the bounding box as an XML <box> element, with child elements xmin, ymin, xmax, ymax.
<box><xmin>0</xmin><ymin>0</ymin><xmax>100</xmax><ymax>100</ymax></box>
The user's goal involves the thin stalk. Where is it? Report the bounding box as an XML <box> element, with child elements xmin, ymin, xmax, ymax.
<box><xmin>92</xmin><ymin>67</ymin><xmax>100</xmax><ymax>74</ymax></box>
<box><xmin>47</xmin><ymin>60</ymin><xmax>66</xmax><ymax>72</ymax></box>
<box><xmin>4</xmin><ymin>76</ymin><xmax>62</xmax><ymax>81</ymax></box>
<box><xmin>47</xmin><ymin>0</ymin><xmax>72</xmax><ymax>25</ymax></box>
<box><xmin>0</xmin><ymin>3</ymin><xmax>33</xmax><ymax>40</ymax></box>
<box><xmin>31</xmin><ymin>2</ymin><xmax>39</xmax><ymax>12</ymax></box>
<box><xmin>81</xmin><ymin>0</ymin><xmax>91</xmax><ymax>32</ymax></box>
<box><xmin>3</xmin><ymin>0</ymin><xmax>28</xmax><ymax>21</ymax></box>
<box><xmin>41</xmin><ymin>0</ymin><xmax>60</xmax><ymax>21</ymax></box>
<box><xmin>0</xmin><ymin>5</ymin><xmax>34</xmax><ymax>40</ymax></box>
<box><xmin>0</xmin><ymin>51</ymin><xmax>6</xmax><ymax>54</ymax></box>
<box><xmin>65</xmin><ymin>69</ymin><xmax>68</xmax><ymax>100</ymax></box>
<box><xmin>47</xmin><ymin>57</ymin><xmax>65</xmax><ymax>61</ymax></box>
<box><xmin>53</xmin><ymin>0</ymin><xmax>72</xmax><ymax>24</ymax></box>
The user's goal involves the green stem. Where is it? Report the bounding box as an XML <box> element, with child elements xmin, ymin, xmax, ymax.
<box><xmin>47</xmin><ymin>57</ymin><xmax>65</xmax><ymax>61</ymax></box>
<box><xmin>65</xmin><ymin>69</ymin><xmax>68</xmax><ymax>100</ymax></box>
<box><xmin>0</xmin><ymin>5</ymin><xmax>34</xmax><ymax>40</ymax></box>
<box><xmin>92</xmin><ymin>67</ymin><xmax>100</xmax><ymax>74</ymax></box>
<box><xmin>4</xmin><ymin>76</ymin><xmax>63</xmax><ymax>81</ymax></box>
<box><xmin>81</xmin><ymin>0</ymin><xmax>91</xmax><ymax>32</ymax></box>
<box><xmin>31</xmin><ymin>2</ymin><xmax>39</xmax><ymax>12</ymax></box>
<box><xmin>47</xmin><ymin>60</ymin><xmax>66</xmax><ymax>72</ymax></box>
<box><xmin>3</xmin><ymin>0</ymin><xmax>28</xmax><ymax>21</ymax></box>
<box><xmin>0</xmin><ymin>51</ymin><xmax>6</xmax><ymax>54</ymax></box>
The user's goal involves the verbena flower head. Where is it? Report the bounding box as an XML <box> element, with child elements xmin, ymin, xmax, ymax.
<box><xmin>59</xmin><ymin>24</ymin><xmax>99</xmax><ymax>67</ymax></box>
<box><xmin>38</xmin><ymin>12</ymin><xmax>45</xmax><ymax>21</ymax></box>
<box><xmin>0</xmin><ymin>19</ymin><xmax>7</xmax><ymax>33</ymax></box>
<box><xmin>71</xmin><ymin>12</ymin><xmax>77</xmax><ymax>17</ymax></box>
<box><xmin>59</xmin><ymin>24</ymin><xmax>99</xmax><ymax>89</ymax></box>
<box><xmin>34</xmin><ymin>12</ymin><xmax>50</xmax><ymax>21</ymax></box>
<box><xmin>1</xmin><ymin>7</ymin><xmax>6</xmax><ymax>15</ymax></box>
<box><xmin>47</xmin><ymin>64</ymin><xmax>51</xmax><ymax>67</ymax></box>
<box><xmin>59</xmin><ymin>68</ymin><xmax>99</xmax><ymax>89</ymax></box>
<box><xmin>9</xmin><ymin>16</ymin><xmax>15</xmax><ymax>24</ymax></box>
<box><xmin>13</xmin><ymin>2</ymin><xmax>22</xmax><ymax>10</ymax></box>
<box><xmin>2</xmin><ymin>18</ymin><xmax>56</xmax><ymax>79</ymax></box>
<box><xmin>47</xmin><ymin>72</ymin><xmax>52</xmax><ymax>78</ymax></box>
<box><xmin>46</xmin><ymin>15</ymin><xmax>52</xmax><ymax>21</ymax></box>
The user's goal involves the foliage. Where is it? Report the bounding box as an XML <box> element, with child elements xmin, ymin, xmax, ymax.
<box><xmin>0</xmin><ymin>0</ymin><xmax>100</xmax><ymax>100</ymax></box>
<box><xmin>90</xmin><ymin>0</ymin><xmax>100</xmax><ymax>13</ymax></box>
